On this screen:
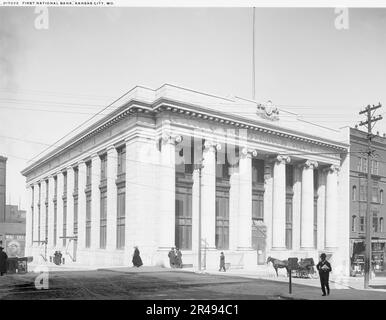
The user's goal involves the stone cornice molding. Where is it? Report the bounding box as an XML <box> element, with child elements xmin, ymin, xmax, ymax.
<box><xmin>22</xmin><ymin>95</ymin><xmax>349</xmax><ymax>178</ymax></box>
<box><xmin>241</xmin><ymin>147</ymin><xmax>258</xmax><ymax>158</ymax></box>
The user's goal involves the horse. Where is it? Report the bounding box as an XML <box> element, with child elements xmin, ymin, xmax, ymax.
<box><xmin>266</xmin><ymin>256</ymin><xmax>290</xmax><ymax>277</ymax></box>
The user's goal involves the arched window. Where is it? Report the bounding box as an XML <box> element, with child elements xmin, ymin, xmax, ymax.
<box><xmin>380</xmin><ymin>190</ymin><xmax>384</xmax><ymax>204</ymax></box>
<box><xmin>352</xmin><ymin>186</ymin><xmax>357</xmax><ymax>201</ymax></box>
<box><xmin>380</xmin><ymin>218</ymin><xmax>384</xmax><ymax>233</ymax></box>
<box><xmin>352</xmin><ymin>215</ymin><xmax>357</xmax><ymax>232</ymax></box>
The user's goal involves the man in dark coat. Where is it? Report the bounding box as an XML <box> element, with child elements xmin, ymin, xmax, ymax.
<box><xmin>168</xmin><ymin>247</ymin><xmax>176</xmax><ymax>268</ymax></box>
<box><xmin>132</xmin><ymin>247</ymin><xmax>143</xmax><ymax>267</ymax></box>
<box><xmin>0</xmin><ymin>247</ymin><xmax>8</xmax><ymax>276</ymax></box>
<box><xmin>316</xmin><ymin>253</ymin><xmax>332</xmax><ymax>296</ymax></box>
<box><xmin>175</xmin><ymin>248</ymin><xmax>182</xmax><ymax>268</ymax></box>
<box><xmin>219</xmin><ymin>252</ymin><xmax>226</xmax><ymax>272</ymax></box>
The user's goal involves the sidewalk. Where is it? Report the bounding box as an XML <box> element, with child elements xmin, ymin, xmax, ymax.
<box><xmin>202</xmin><ymin>267</ymin><xmax>386</xmax><ymax>296</ymax></box>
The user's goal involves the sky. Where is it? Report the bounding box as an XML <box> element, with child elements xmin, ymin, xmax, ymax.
<box><xmin>0</xmin><ymin>7</ymin><xmax>386</xmax><ymax>210</ymax></box>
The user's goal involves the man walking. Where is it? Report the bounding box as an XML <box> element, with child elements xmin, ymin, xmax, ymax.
<box><xmin>219</xmin><ymin>252</ymin><xmax>226</xmax><ymax>272</ymax></box>
<box><xmin>0</xmin><ymin>246</ymin><xmax>8</xmax><ymax>276</ymax></box>
<box><xmin>316</xmin><ymin>253</ymin><xmax>332</xmax><ymax>296</ymax></box>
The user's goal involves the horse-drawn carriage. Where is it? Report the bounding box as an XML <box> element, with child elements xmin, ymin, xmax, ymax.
<box><xmin>267</xmin><ymin>256</ymin><xmax>317</xmax><ymax>278</ymax></box>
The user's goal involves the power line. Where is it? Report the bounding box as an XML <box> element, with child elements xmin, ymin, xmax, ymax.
<box><xmin>27</xmin><ymin>88</ymin><xmax>135</xmax><ymax>164</ymax></box>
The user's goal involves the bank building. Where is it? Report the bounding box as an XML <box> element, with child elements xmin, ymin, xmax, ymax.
<box><xmin>21</xmin><ymin>84</ymin><xmax>351</xmax><ymax>275</ymax></box>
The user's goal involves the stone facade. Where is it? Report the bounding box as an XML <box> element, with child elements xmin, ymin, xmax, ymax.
<box><xmin>21</xmin><ymin>84</ymin><xmax>351</xmax><ymax>275</ymax></box>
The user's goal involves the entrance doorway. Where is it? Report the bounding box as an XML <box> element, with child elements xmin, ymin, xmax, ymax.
<box><xmin>252</xmin><ymin>220</ymin><xmax>267</xmax><ymax>265</ymax></box>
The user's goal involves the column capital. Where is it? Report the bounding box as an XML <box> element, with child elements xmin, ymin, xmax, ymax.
<box><xmin>240</xmin><ymin>147</ymin><xmax>257</xmax><ymax>159</ymax></box>
<box><xmin>275</xmin><ymin>155</ymin><xmax>291</xmax><ymax>164</ymax></box>
<box><xmin>203</xmin><ymin>140</ymin><xmax>221</xmax><ymax>152</ymax></box>
<box><xmin>323</xmin><ymin>164</ymin><xmax>340</xmax><ymax>174</ymax></box>
<box><xmin>303</xmin><ymin>160</ymin><xmax>318</xmax><ymax>169</ymax></box>
<box><xmin>78</xmin><ymin>159</ymin><xmax>86</xmax><ymax>165</ymax></box>
<box><xmin>161</xmin><ymin>132</ymin><xmax>183</xmax><ymax>145</ymax></box>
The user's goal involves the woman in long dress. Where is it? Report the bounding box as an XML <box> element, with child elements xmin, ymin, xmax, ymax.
<box><xmin>132</xmin><ymin>247</ymin><xmax>143</xmax><ymax>267</ymax></box>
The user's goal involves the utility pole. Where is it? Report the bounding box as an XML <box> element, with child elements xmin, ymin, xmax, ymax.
<box><xmin>358</xmin><ymin>103</ymin><xmax>382</xmax><ymax>289</ymax></box>
<box><xmin>198</xmin><ymin>165</ymin><xmax>202</xmax><ymax>271</ymax></box>
<box><xmin>252</xmin><ymin>7</ymin><xmax>255</xmax><ymax>100</ymax></box>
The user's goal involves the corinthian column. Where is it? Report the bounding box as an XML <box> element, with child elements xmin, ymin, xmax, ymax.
<box><xmin>238</xmin><ymin>148</ymin><xmax>257</xmax><ymax>250</ymax></box>
<box><xmin>272</xmin><ymin>155</ymin><xmax>290</xmax><ymax>249</ymax></box>
<box><xmin>90</xmin><ymin>154</ymin><xmax>101</xmax><ymax>250</ymax></box>
<box><xmin>77</xmin><ymin>160</ymin><xmax>86</xmax><ymax>250</ymax></box>
<box><xmin>158</xmin><ymin>134</ymin><xmax>181</xmax><ymax>249</ymax></box>
<box><xmin>301</xmin><ymin>160</ymin><xmax>318</xmax><ymax>249</ymax></box>
<box><xmin>325</xmin><ymin>165</ymin><xmax>340</xmax><ymax>249</ymax></box>
<box><xmin>106</xmin><ymin>146</ymin><xmax>118</xmax><ymax>251</ymax></box>
<box><xmin>201</xmin><ymin>140</ymin><xmax>220</xmax><ymax>249</ymax></box>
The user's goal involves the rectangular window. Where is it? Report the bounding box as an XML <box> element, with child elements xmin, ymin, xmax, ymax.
<box><xmin>63</xmin><ymin>199</ymin><xmax>67</xmax><ymax>246</ymax></box>
<box><xmin>286</xmin><ymin>196</ymin><xmax>293</xmax><ymax>249</ymax></box>
<box><xmin>352</xmin><ymin>216</ymin><xmax>357</xmax><ymax>232</ymax></box>
<box><xmin>286</xmin><ymin>164</ymin><xmax>294</xmax><ymax>188</ymax></box>
<box><xmin>100</xmin><ymin>189</ymin><xmax>107</xmax><ymax>249</ymax></box>
<box><xmin>357</xmin><ymin>157</ymin><xmax>362</xmax><ymax>172</ymax></box>
<box><xmin>363</xmin><ymin>158</ymin><xmax>368</xmax><ymax>173</ymax></box>
<box><xmin>54</xmin><ymin>176</ymin><xmax>57</xmax><ymax>196</ymax></box>
<box><xmin>215</xmin><ymin>190</ymin><xmax>229</xmax><ymax>250</ymax></box>
<box><xmin>175</xmin><ymin>186</ymin><xmax>192</xmax><ymax>250</ymax></box>
<box><xmin>117</xmin><ymin>146</ymin><xmax>126</xmax><ymax>175</ymax></box>
<box><xmin>360</xmin><ymin>217</ymin><xmax>365</xmax><ymax>232</ymax></box>
<box><xmin>252</xmin><ymin>159</ymin><xmax>265</xmax><ymax>185</ymax></box>
<box><xmin>372</xmin><ymin>186</ymin><xmax>380</xmax><ymax>203</ymax></box>
<box><xmin>116</xmin><ymin>186</ymin><xmax>125</xmax><ymax>249</ymax></box>
<box><xmin>86</xmin><ymin>162</ymin><xmax>92</xmax><ymax>186</ymax></box>
<box><xmin>360</xmin><ymin>185</ymin><xmax>367</xmax><ymax>201</ymax></box>
<box><xmin>373</xmin><ymin>212</ymin><xmax>379</xmax><ymax>232</ymax></box>
<box><xmin>85</xmin><ymin>193</ymin><xmax>91</xmax><ymax>248</ymax></box>
<box><xmin>74</xmin><ymin>167</ymin><xmax>79</xmax><ymax>193</ymax></box>
<box><xmin>63</xmin><ymin>172</ymin><xmax>67</xmax><ymax>196</ymax></box>
<box><xmin>73</xmin><ymin>196</ymin><xmax>78</xmax><ymax>235</ymax></box>
<box><xmin>53</xmin><ymin>201</ymin><xmax>57</xmax><ymax>246</ymax></box>
<box><xmin>100</xmin><ymin>154</ymin><xmax>107</xmax><ymax>181</ymax></box>
<box><xmin>252</xmin><ymin>192</ymin><xmax>264</xmax><ymax>221</ymax></box>
<box><xmin>375</xmin><ymin>161</ymin><xmax>379</xmax><ymax>175</ymax></box>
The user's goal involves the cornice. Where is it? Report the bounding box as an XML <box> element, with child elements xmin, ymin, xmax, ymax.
<box><xmin>22</xmin><ymin>96</ymin><xmax>349</xmax><ymax>177</ymax></box>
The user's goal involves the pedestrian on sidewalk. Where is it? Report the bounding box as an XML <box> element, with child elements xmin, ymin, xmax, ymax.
<box><xmin>316</xmin><ymin>253</ymin><xmax>332</xmax><ymax>296</ymax></box>
<box><xmin>132</xmin><ymin>246</ymin><xmax>143</xmax><ymax>267</ymax></box>
<box><xmin>168</xmin><ymin>247</ymin><xmax>176</xmax><ymax>268</ymax></box>
<box><xmin>175</xmin><ymin>248</ymin><xmax>183</xmax><ymax>268</ymax></box>
<box><xmin>219</xmin><ymin>252</ymin><xmax>226</xmax><ymax>272</ymax></box>
<box><xmin>0</xmin><ymin>246</ymin><xmax>8</xmax><ymax>276</ymax></box>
